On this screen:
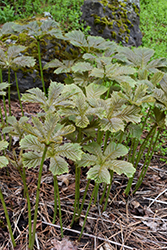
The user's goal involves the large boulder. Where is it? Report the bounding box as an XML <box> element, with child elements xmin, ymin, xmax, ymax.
<box><xmin>81</xmin><ymin>0</ymin><xmax>142</xmax><ymax>47</ymax></box>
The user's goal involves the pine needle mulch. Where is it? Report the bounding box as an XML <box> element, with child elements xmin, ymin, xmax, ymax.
<box><xmin>0</xmin><ymin>99</ymin><xmax>167</xmax><ymax>250</ymax></box>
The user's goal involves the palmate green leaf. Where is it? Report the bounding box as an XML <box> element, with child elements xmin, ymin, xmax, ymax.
<box><xmin>138</xmin><ymin>68</ymin><xmax>148</xmax><ymax>80</ymax></box>
<box><xmin>106</xmin><ymin>92</ymin><xmax>127</xmax><ymax>115</ymax></box>
<box><xmin>43</xmin><ymin>58</ymin><xmax>63</xmax><ymax>70</ymax></box>
<box><xmin>119</xmin><ymin>81</ymin><xmax>155</xmax><ymax>106</ymax></box>
<box><xmin>22</xmin><ymin>82</ymin><xmax>77</xmax><ymax>112</ymax></box>
<box><xmin>100</xmin><ymin>117</ymin><xmax>125</xmax><ymax>132</ymax></box>
<box><xmin>131</xmin><ymin>83</ymin><xmax>154</xmax><ymax>106</ymax></box>
<box><xmin>40</xmin><ymin>20</ymin><xmax>60</xmax><ymax>31</ymax></box>
<box><xmin>127</xmin><ymin>124</ymin><xmax>142</xmax><ymax>139</ymax></box>
<box><xmin>0</xmin><ymin>140</ymin><xmax>9</xmax><ymax>168</ymax></box>
<box><xmin>151</xmin><ymin>72</ymin><xmax>164</xmax><ymax>86</ymax></box>
<box><xmin>117</xmin><ymin>47</ymin><xmax>154</xmax><ymax>68</ymax></box>
<box><xmin>0</xmin><ymin>82</ymin><xmax>10</xmax><ymax>96</ymax></box>
<box><xmin>21</xmin><ymin>87</ymin><xmax>47</xmax><ymax>105</ymax></box>
<box><xmin>2</xmin><ymin>116</ymin><xmax>29</xmax><ymax>138</ymax></box>
<box><xmin>0</xmin><ymin>156</ymin><xmax>9</xmax><ymax>168</ymax></box>
<box><xmin>52</xmin><ymin>124</ymin><xmax>76</xmax><ymax>141</ymax></box>
<box><xmin>32</xmin><ymin>116</ymin><xmax>46</xmax><ymax>139</ymax></box>
<box><xmin>21</xmin><ymin>151</ymin><xmax>43</xmax><ymax>169</ymax></box>
<box><xmin>0</xmin><ymin>140</ymin><xmax>9</xmax><ymax>151</ymax></box>
<box><xmin>20</xmin><ymin>122</ymin><xmax>43</xmax><ymax>139</ymax></box>
<box><xmin>77</xmin><ymin>153</ymin><xmax>97</xmax><ymax>168</ymax></box>
<box><xmin>20</xmin><ymin>135</ymin><xmax>45</xmax><ymax>152</ymax></box>
<box><xmin>7</xmin><ymin>45</ymin><xmax>26</xmax><ymax>60</ymax></box>
<box><xmin>104</xmin><ymin>142</ymin><xmax>128</xmax><ymax>160</ymax></box>
<box><xmin>13</xmin><ymin>56</ymin><xmax>36</xmax><ymax>68</ymax></box>
<box><xmin>90</xmin><ymin>68</ymin><xmax>105</xmax><ymax>79</ymax></box>
<box><xmin>90</xmin><ymin>63</ymin><xmax>136</xmax><ymax>86</ymax></box>
<box><xmin>0</xmin><ymin>22</ymin><xmax>15</xmax><ymax>36</ymax></box>
<box><xmin>153</xmin><ymin>106</ymin><xmax>165</xmax><ymax>127</ymax></box>
<box><xmin>73</xmin><ymin>72</ymin><xmax>90</xmax><ymax>87</ymax></box>
<box><xmin>117</xmin><ymin>47</ymin><xmax>138</xmax><ymax>66</ymax></box>
<box><xmin>48</xmin><ymin>29</ymin><xmax>64</xmax><ymax>39</ymax></box>
<box><xmin>153</xmin><ymin>88</ymin><xmax>167</xmax><ymax>107</ymax></box>
<box><xmin>79</xmin><ymin>141</ymin><xmax>134</xmax><ymax>183</ymax></box>
<box><xmin>108</xmin><ymin>160</ymin><xmax>135</xmax><ymax>178</ymax></box>
<box><xmin>160</xmin><ymin>74</ymin><xmax>167</xmax><ymax>93</ymax></box>
<box><xmin>83</xmin><ymin>53</ymin><xmax>97</xmax><ymax>61</ymax></box>
<box><xmin>119</xmin><ymin>82</ymin><xmax>132</xmax><ymax>96</ymax></box>
<box><xmin>47</xmin><ymin>81</ymin><xmax>64</xmax><ymax>110</ymax></box>
<box><xmin>25</xmin><ymin>20</ymin><xmax>62</xmax><ymax>39</ymax></box>
<box><xmin>0</xmin><ymin>82</ymin><xmax>10</xmax><ymax>91</ymax></box>
<box><xmin>60</xmin><ymin>90</ymin><xmax>105</xmax><ymax>128</ymax></box>
<box><xmin>147</xmin><ymin>58</ymin><xmax>167</xmax><ymax>73</ymax></box>
<box><xmin>117</xmin><ymin>105</ymin><xmax>141</xmax><ymax>123</ymax></box>
<box><xmin>83</xmin><ymin>142</ymin><xmax>103</xmax><ymax>159</ymax></box>
<box><xmin>87</xmin><ymin>165</ymin><xmax>110</xmax><ymax>184</ymax></box>
<box><xmin>65</xmin><ymin>30</ymin><xmax>88</xmax><ymax>47</ymax></box>
<box><xmin>21</xmin><ymin>114</ymin><xmax>75</xmax><ymax>145</ymax></box>
<box><xmin>54</xmin><ymin>60</ymin><xmax>76</xmax><ymax>74</ymax></box>
<box><xmin>133</xmin><ymin>47</ymin><xmax>154</xmax><ymax>66</ymax></box>
<box><xmin>48</xmin><ymin>143</ymin><xmax>82</xmax><ymax>161</ymax></box>
<box><xmin>75</xmin><ymin>115</ymin><xmax>90</xmax><ymax>128</ymax></box>
<box><xmin>86</xmin><ymin>83</ymin><xmax>108</xmax><ymax>106</ymax></box>
<box><xmin>49</xmin><ymin>156</ymin><xmax>68</xmax><ymax>176</ymax></box>
<box><xmin>87</xmin><ymin>36</ymin><xmax>114</xmax><ymax>50</ymax></box>
<box><xmin>106</xmin><ymin>65</ymin><xmax>136</xmax><ymax>87</ymax></box>
<box><xmin>44</xmin><ymin>112</ymin><xmax>60</xmax><ymax>140</ymax></box>
<box><xmin>72</xmin><ymin>62</ymin><xmax>93</xmax><ymax>73</ymax></box>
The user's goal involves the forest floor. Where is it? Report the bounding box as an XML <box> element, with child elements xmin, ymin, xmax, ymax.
<box><xmin>0</xmin><ymin>99</ymin><xmax>167</xmax><ymax>250</ymax></box>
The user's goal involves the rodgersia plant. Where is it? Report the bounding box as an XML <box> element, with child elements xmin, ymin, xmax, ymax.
<box><xmin>1</xmin><ymin>22</ymin><xmax>167</xmax><ymax>248</ymax></box>
<box><xmin>0</xmin><ymin>45</ymin><xmax>35</xmax><ymax>116</ymax></box>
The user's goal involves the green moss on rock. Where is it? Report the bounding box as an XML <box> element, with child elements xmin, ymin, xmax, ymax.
<box><xmin>93</xmin><ymin>0</ymin><xmax>133</xmax><ymax>44</ymax></box>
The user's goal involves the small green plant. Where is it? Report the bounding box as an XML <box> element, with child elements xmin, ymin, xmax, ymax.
<box><xmin>0</xmin><ymin>45</ymin><xmax>35</xmax><ymax>116</ymax></box>
<box><xmin>140</xmin><ymin>0</ymin><xmax>167</xmax><ymax>59</ymax></box>
<box><xmin>0</xmin><ymin>2</ymin><xmax>15</xmax><ymax>23</ymax></box>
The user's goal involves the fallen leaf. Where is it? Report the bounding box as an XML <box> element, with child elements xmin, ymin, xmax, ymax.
<box><xmin>51</xmin><ymin>238</ymin><xmax>78</xmax><ymax>250</ymax></box>
<box><xmin>131</xmin><ymin>200</ymin><xmax>140</xmax><ymax>208</ymax></box>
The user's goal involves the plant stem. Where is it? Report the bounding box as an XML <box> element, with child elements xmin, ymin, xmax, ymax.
<box><xmin>70</xmin><ymin>164</ymin><xmax>80</xmax><ymax>227</ymax></box>
<box><xmin>8</xmin><ymin>68</ymin><xmax>11</xmax><ymax>116</ymax></box>
<box><xmin>29</xmin><ymin>145</ymin><xmax>48</xmax><ymax>250</ymax></box>
<box><xmin>52</xmin><ymin>175</ymin><xmax>57</xmax><ymax>224</ymax></box>
<box><xmin>54</xmin><ymin>175</ymin><xmax>63</xmax><ymax>237</ymax></box>
<box><xmin>71</xmin><ymin>128</ymin><xmax>83</xmax><ymax>226</ymax></box>
<box><xmin>0</xmin><ymin>188</ymin><xmax>16</xmax><ymax>248</ymax></box>
<box><xmin>14</xmin><ymin>72</ymin><xmax>24</xmax><ymax>116</ymax></box>
<box><xmin>78</xmin><ymin>183</ymin><xmax>97</xmax><ymax>241</ymax></box>
<box><xmin>93</xmin><ymin>183</ymin><xmax>99</xmax><ymax>204</ymax></box>
<box><xmin>99</xmin><ymin>183</ymin><xmax>107</xmax><ymax>205</ymax></box>
<box><xmin>103</xmin><ymin>170</ymin><xmax>113</xmax><ymax>212</ymax></box>
<box><xmin>77</xmin><ymin>179</ymin><xmax>91</xmax><ymax>219</ymax></box>
<box><xmin>97</xmin><ymin>127</ymin><xmax>104</xmax><ymax>145</ymax></box>
<box><xmin>17</xmin><ymin>164</ymin><xmax>32</xmax><ymax>247</ymax></box>
<box><xmin>134</xmin><ymin>128</ymin><xmax>161</xmax><ymax>193</ymax></box>
<box><xmin>0</xmin><ymin>69</ymin><xmax>8</xmax><ymax>122</ymax></box>
<box><xmin>124</xmin><ymin>124</ymin><xmax>156</xmax><ymax>196</ymax></box>
<box><xmin>37</xmin><ymin>39</ymin><xmax>46</xmax><ymax>95</ymax></box>
<box><xmin>103</xmin><ymin>130</ymin><xmax>110</xmax><ymax>151</ymax></box>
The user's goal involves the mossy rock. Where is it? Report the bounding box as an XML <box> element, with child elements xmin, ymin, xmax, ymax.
<box><xmin>81</xmin><ymin>0</ymin><xmax>142</xmax><ymax>47</ymax></box>
<box><xmin>0</xmin><ymin>18</ymin><xmax>81</xmax><ymax>98</ymax></box>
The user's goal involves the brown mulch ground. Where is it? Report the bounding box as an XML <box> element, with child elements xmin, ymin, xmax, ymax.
<box><xmin>0</xmin><ymin>99</ymin><xmax>167</xmax><ymax>250</ymax></box>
